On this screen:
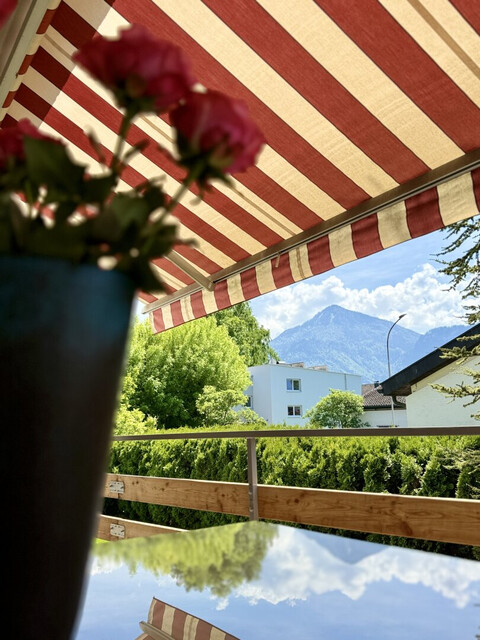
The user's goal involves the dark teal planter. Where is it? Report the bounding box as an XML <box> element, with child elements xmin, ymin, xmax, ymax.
<box><xmin>0</xmin><ymin>256</ymin><xmax>136</xmax><ymax>640</ymax></box>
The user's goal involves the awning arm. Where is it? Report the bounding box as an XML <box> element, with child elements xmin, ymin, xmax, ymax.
<box><xmin>0</xmin><ymin>1</ymin><xmax>55</xmax><ymax>110</ymax></box>
<box><xmin>166</xmin><ymin>250</ymin><xmax>215</xmax><ymax>291</ymax></box>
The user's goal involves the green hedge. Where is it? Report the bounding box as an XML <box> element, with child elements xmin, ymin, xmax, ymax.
<box><xmin>104</xmin><ymin>427</ymin><xmax>480</xmax><ymax>559</ymax></box>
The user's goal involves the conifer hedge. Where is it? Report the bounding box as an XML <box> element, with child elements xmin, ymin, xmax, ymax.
<box><xmin>104</xmin><ymin>429</ymin><xmax>479</xmax><ymax>559</ymax></box>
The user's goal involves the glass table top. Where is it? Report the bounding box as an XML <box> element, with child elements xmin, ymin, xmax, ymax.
<box><xmin>75</xmin><ymin>521</ymin><xmax>480</xmax><ymax>639</ymax></box>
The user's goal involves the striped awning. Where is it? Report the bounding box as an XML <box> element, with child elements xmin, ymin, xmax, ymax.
<box><xmin>136</xmin><ymin>597</ymin><xmax>239</xmax><ymax>640</ymax></box>
<box><xmin>1</xmin><ymin>0</ymin><xmax>479</xmax><ymax>333</ymax></box>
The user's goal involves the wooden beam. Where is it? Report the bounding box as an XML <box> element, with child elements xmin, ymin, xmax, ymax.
<box><xmin>104</xmin><ymin>473</ymin><xmax>250</xmax><ymax>516</ymax></box>
<box><xmin>103</xmin><ymin>474</ymin><xmax>480</xmax><ymax>546</ymax></box>
<box><xmin>97</xmin><ymin>514</ymin><xmax>184</xmax><ymax>541</ymax></box>
<box><xmin>258</xmin><ymin>486</ymin><xmax>480</xmax><ymax>547</ymax></box>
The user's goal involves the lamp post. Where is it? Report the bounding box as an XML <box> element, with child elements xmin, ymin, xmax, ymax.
<box><xmin>386</xmin><ymin>313</ymin><xmax>406</xmax><ymax>427</ymax></box>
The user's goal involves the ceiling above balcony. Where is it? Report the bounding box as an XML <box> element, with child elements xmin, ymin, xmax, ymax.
<box><xmin>1</xmin><ymin>0</ymin><xmax>479</xmax><ymax>332</ymax></box>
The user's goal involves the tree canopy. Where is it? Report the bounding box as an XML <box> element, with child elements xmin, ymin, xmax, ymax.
<box><xmin>304</xmin><ymin>389</ymin><xmax>365</xmax><ymax>428</ymax></box>
<box><xmin>213</xmin><ymin>301</ymin><xmax>278</xmax><ymax>366</ymax></box>
<box><xmin>433</xmin><ymin>217</ymin><xmax>480</xmax><ymax>419</ymax></box>
<box><xmin>436</xmin><ymin>217</ymin><xmax>479</xmax><ymax>325</ymax></box>
<box><xmin>122</xmin><ymin>317</ymin><xmax>251</xmax><ymax>429</ymax></box>
<box><xmin>94</xmin><ymin>521</ymin><xmax>277</xmax><ymax>597</ymax></box>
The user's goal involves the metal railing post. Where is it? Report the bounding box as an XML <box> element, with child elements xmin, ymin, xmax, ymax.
<box><xmin>246</xmin><ymin>437</ymin><xmax>258</xmax><ymax>520</ymax></box>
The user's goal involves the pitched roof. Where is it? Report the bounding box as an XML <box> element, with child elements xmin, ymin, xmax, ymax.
<box><xmin>380</xmin><ymin>324</ymin><xmax>480</xmax><ymax>397</ymax></box>
<box><xmin>362</xmin><ymin>384</ymin><xmax>405</xmax><ymax>409</ymax></box>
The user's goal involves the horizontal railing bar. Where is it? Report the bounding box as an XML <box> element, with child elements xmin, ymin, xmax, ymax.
<box><xmin>97</xmin><ymin>514</ymin><xmax>184</xmax><ymax>541</ymax></box>
<box><xmin>103</xmin><ymin>473</ymin><xmax>480</xmax><ymax>546</ymax></box>
<box><xmin>104</xmin><ymin>473</ymin><xmax>250</xmax><ymax>515</ymax></box>
<box><xmin>112</xmin><ymin>425</ymin><xmax>480</xmax><ymax>441</ymax></box>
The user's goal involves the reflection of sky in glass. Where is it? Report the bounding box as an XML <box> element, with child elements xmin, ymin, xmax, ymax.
<box><xmin>75</xmin><ymin>524</ymin><xmax>480</xmax><ymax>640</ymax></box>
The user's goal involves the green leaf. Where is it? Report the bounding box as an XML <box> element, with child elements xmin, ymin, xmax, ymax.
<box><xmin>139</xmin><ymin>223</ymin><xmax>177</xmax><ymax>260</ymax></box>
<box><xmin>117</xmin><ymin>256</ymin><xmax>165</xmax><ymax>292</ymax></box>
<box><xmin>23</xmin><ymin>221</ymin><xmax>87</xmax><ymax>262</ymax></box>
<box><xmin>24</xmin><ymin>137</ymin><xmax>85</xmax><ymax>196</ymax></box>
<box><xmin>109</xmin><ymin>193</ymin><xmax>150</xmax><ymax>230</ymax></box>
<box><xmin>87</xmin><ymin>207</ymin><xmax>123</xmax><ymax>244</ymax></box>
<box><xmin>0</xmin><ymin>197</ymin><xmax>34</xmax><ymax>252</ymax></box>
<box><xmin>122</xmin><ymin>139</ymin><xmax>150</xmax><ymax>164</ymax></box>
<box><xmin>54</xmin><ymin>201</ymin><xmax>78</xmax><ymax>224</ymax></box>
<box><xmin>81</xmin><ymin>174</ymin><xmax>117</xmax><ymax>204</ymax></box>
<box><xmin>142</xmin><ymin>184</ymin><xmax>166</xmax><ymax>213</ymax></box>
<box><xmin>0</xmin><ymin>163</ymin><xmax>29</xmax><ymax>194</ymax></box>
<box><xmin>0</xmin><ymin>198</ymin><xmax>15</xmax><ymax>253</ymax></box>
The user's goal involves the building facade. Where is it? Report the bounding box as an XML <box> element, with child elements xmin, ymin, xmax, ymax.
<box><xmin>244</xmin><ymin>362</ymin><xmax>362</xmax><ymax>426</ymax></box>
<box><xmin>380</xmin><ymin>325</ymin><xmax>479</xmax><ymax>427</ymax></box>
<box><xmin>402</xmin><ymin>357</ymin><xmax>479</xmax><ymax>427</ymax></box>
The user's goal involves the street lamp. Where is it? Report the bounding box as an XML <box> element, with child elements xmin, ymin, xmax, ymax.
<box><xmin>386</xmin><ymin>313</ymin><xmax>406</xmax><ymax>427</ymax></box>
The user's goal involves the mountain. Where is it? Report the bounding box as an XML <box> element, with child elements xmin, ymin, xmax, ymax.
<box><xmin>397</xmin><ymin>325</ymin><xmax>467</xmax><ymax>370</ymax></box>
<box><xmin>270</xmin><ymin>305</ymin><xmax>467</xmax><ymax>383</ymax></box>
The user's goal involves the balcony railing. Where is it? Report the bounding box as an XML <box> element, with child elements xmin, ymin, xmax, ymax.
<box><xmin>98</xmin><ymin>425</ymin><xmax>480</xmax><ymax>547</ymax></box>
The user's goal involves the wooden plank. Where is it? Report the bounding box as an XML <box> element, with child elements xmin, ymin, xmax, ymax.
<box><xmin>257</xmin><ymin>486</ymin><xmax>480</xmax><ymax>546</ymax></box>
<box><xmin>104</xmin><ymin>473</ymin><xmax>250</xmax><ymax>516</ymax></box>
<box><xmin>97</xmin><ymin>514</ymin><xmax>184</xmax><ymax>541</ymax></box>
<box><xmin>103</xmin><ymin>474</ymin><xmax>480</xmax><ymax>545</ymax></box>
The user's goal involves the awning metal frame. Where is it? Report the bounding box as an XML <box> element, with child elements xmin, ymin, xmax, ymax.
<box><xmin>143</xmin><ymin>148</ymin><xmax>480</xmax><ymax>314</ymax></box>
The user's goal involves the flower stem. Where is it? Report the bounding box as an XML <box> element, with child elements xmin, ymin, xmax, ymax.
<box><xmin>166</xmin><ymin>161</ymin><xmax>205</xmax><ymax>214</ymax></box>
<box><xmin>110</xmin><ymin>110</ymin><xmax>134</xmax><ymax>174</ymax></box>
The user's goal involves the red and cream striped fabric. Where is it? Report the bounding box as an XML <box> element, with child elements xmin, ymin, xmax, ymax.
<box><xmin>136</xmin><ymin>597</ymin><xmax>239</xmax><ymax>640</ymax></box>
<box><xmin>1</xmin><ymin>0</ymin><xmax>479</xmax><ymax>332</ymax></box>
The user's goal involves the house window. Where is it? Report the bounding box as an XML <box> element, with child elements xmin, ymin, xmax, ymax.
<box><xmin>245</xmin><ymin>395</ymin><xmax>252</xmax><ymax>408</ymax></box>
<box><xmin>287</xmin><ymin>405</ymin><xmax>302</xmax><ymax>417</ymax></box>
<box><xmin>286</xmin><ymin>378</ymin><xmax>301</xmax><ymax>391</ymax></box>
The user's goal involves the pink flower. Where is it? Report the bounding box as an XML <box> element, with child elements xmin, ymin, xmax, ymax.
<box><xmin>73</xmin><ymin>24</ymin><xmax>196</xmax><ymax>114</ymax></box>
<box><xmin>171</xmin><ymin>90</ymin><xmax>265</xmax><ymax>177</ymax></box>
<box><xmin>0</xmin><ymin>0</ymin><xmax>16</xmax><ymax>29</ymax></box>
<box><xmin>0</xmin><ymin>119</ymin><xmax>59</xmax><ymax>170</ymax></box>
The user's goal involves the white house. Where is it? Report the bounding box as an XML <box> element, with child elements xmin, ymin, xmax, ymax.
<box><xmin>244</xmin><ymin>361</ymin><xmax>362</xmax><ymax>426</ymax></box>
<box><xmin>380</xmin><ymin>325</ymin><xmax>479</xmax><ymax>427</ymax></box>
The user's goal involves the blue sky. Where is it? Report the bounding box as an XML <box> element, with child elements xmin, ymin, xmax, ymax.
<box><xmin>136</xmin><ymin>224</ymin><xmax>474</xmax><ymax>338</ymax></box>
<box><xmin>250</xmin><ymin>226</ymin><xmax>472</xmax><ymax>338</ymax></box>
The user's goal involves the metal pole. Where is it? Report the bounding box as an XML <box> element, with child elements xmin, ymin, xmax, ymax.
<box><xmin>247</xmin><ymin>437</ymin><xmax>259</xmax><ymax>520</ymax></box>
<box><xmin>386</xmin><ymin>314</ymin><xmax>406</xmax><ymax>427</ymax></box>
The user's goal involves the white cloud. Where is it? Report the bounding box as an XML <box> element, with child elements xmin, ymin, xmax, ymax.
<box><xmin>223</xmin><ymin>528</ymin><xmax>480</xmax><ymax>610</ymax></box>
<box><xmin>252</xmin><ymin>264</ymin><xmax>467</xmax><ymax>338</ymax></box>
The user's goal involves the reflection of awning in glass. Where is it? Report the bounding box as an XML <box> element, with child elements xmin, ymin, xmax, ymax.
<box><xmin>136</xmin><ymin>597</ymin><xmax>239</xmax><ymax>640</ymax></box>
<box><xmin>2</xmin><ymin>1</ymin><xmax>479</xmax><ymax>332</ymax></box>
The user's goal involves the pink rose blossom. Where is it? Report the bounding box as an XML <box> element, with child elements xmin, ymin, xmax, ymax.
<box><xmin>171</xmin><ymin>90</ymin><xmax>265</xmax><ymax>175</ymax></box>
<box><xmin>0</xmin><ymin>0</ymin><xmax>16</xmax><ymax>29</ymax></box>
<box><xmin>73</xmin><ymin>24</ymin><xmax>196</xmax><ymax>114</ymax></box>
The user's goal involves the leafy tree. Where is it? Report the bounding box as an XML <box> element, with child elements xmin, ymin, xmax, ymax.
<box><xmin>305</xmin><ymin>389</ymin><xmax>365</xmax><ymax>428</ymax></box>
<box><xmin>235</xmin><ymin>407</ymin><xmax>268</xmax><ymax>426</ymax></box>
<box><xmin>196</xmin><ymin>385</ymin><xmax>246</xmax><ymax>426</ymax></box>
<box><xmin>114</xmin><ymin>322</ymin><xmax>158</xmax><ymax>435</ymax></box>
<box><xmin>213</xmin><ymin>301</ymin><xmax>278</xmax><ymax>366</ymax></box>
<box><xmin>195</xmin><ymin>387</ymin><xmax>268</xmax><ymax>427</ymax></box>
<box><xmin>433</xmin><ymin>217</ymin><xmax>480</xmax><ymax>418</ymax></box>
<box><xmin>123</xmin><ymin>317</ymin><xmax>251</xmax><ymax>429</ymax></box>
<box><xmin>94</xmin><ymin>521</ymin><xmax>277</xmax><ymax>597</ymax></box>
<box><xmin>113</xmin><ymin>403</ymin><xmax>156</xmax><ymax>436</ymax></box>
